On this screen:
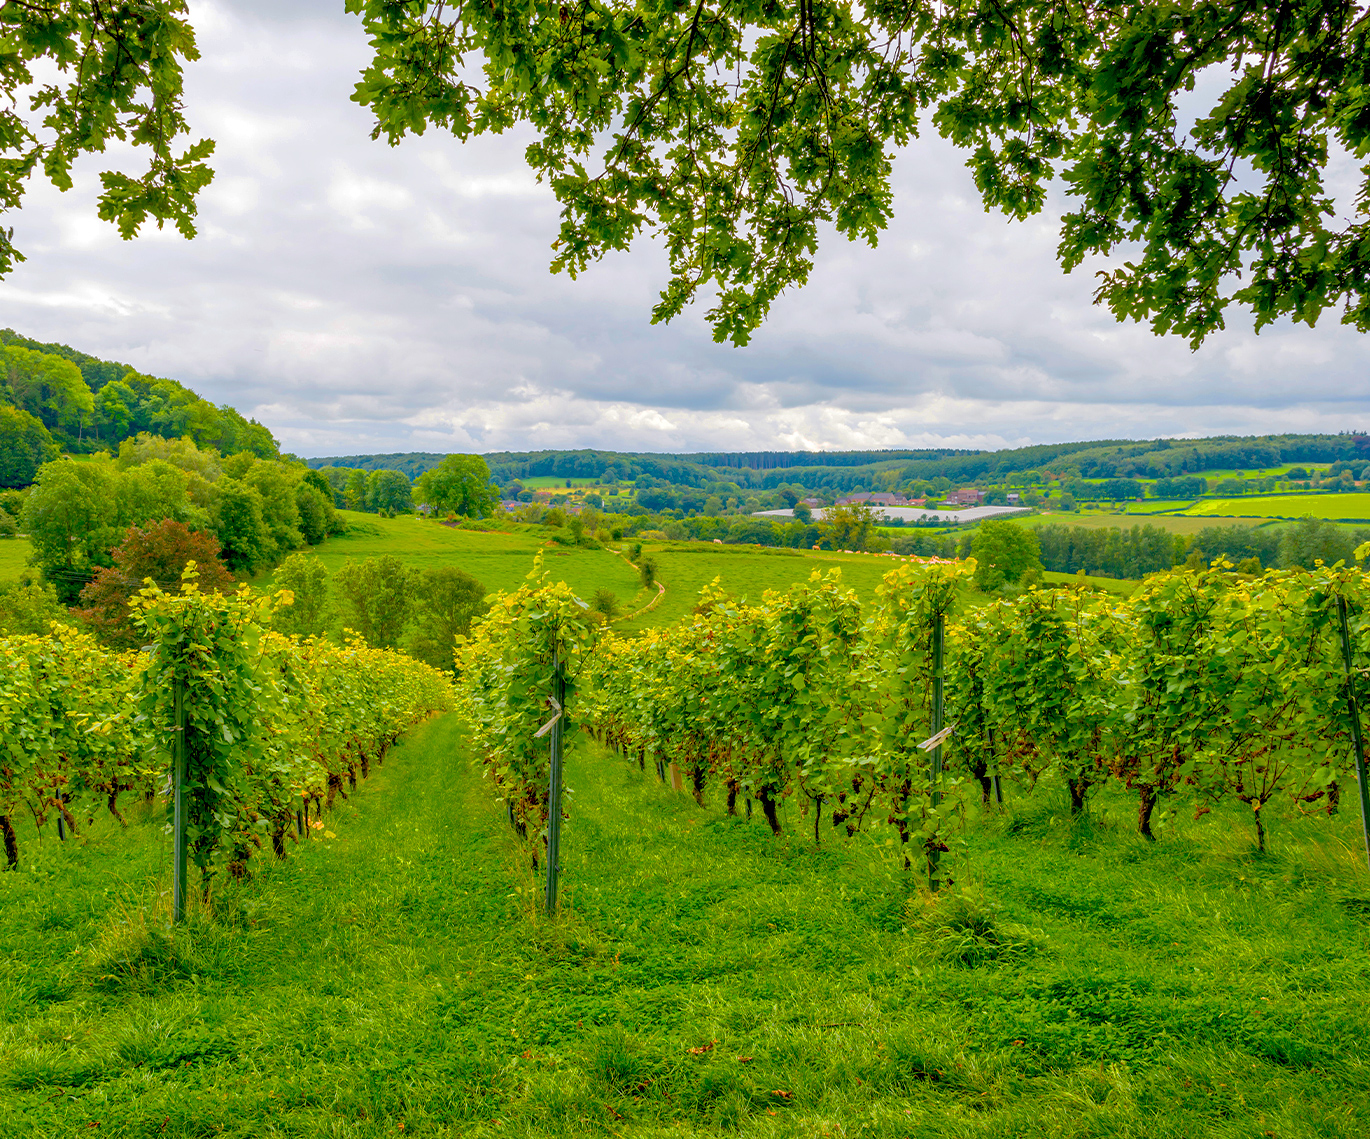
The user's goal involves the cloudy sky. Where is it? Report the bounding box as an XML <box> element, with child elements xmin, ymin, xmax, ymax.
<box><xmin>3</xmin><ymin>0</ymin><xmax>1367</xmax><ymax>459</ymax></box>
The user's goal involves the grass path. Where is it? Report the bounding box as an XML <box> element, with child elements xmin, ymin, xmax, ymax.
<box><xmin>4</xmin><ymin>716</ymin><xmax>1370</xmax><ymax>1137</ymax></box>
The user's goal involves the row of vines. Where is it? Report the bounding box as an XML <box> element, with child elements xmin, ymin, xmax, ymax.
<box><xmin>459</xmin><ymin>553</ymin><xmax>1370</xmax><ymax>889</ymax></box>
<box><xmin>0</xmin><ymin>564</ymin><xmax>452</xmax><ymax>892</ymax></box>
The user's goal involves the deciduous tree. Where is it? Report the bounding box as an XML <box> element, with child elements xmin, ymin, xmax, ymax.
<box><xmin>273</xmin><ymin>552</ymin><xmax>331</xmax><ymax>638</ymax></box>
<box><xmin>334</xmin><ymin>555</ymin><xmax>416</xmax><ymax>649</ymax></box>
<box><xmin>1278</xmin><ymin>516</ymin><xmax>1357</xmax><ymax>569</ymax></box>
<box><xmin>366</xmin><ymin>468</ymin><xmax>413</xmax><ymax>514</ymax></box>
<box><xmin>0</xmin><ymin>2</ymin><xmax>214</xmax><ymax>278</ymax></box>
<box><xmin>346</xmin><ymin>1</ymin><xmax>1370</xmax><ymax>346</ymax></box>
<box><xmin>971</xmin><ymin>520</ymin><xmax>1043</xmax><ymax>593</ymax></box>
<box><xmin>76</xmin><ymin>520</ymin><xmax>234</xmax><ymax>648</ymax></box>
<box><xmin>214</xmin><ymin>478</ymin><xmax>271</xmax><ymax>576</ymax></box>
<box><xmin>20</xmin><ymin>456</ymin><xmax>122</xmax><ymax>601</ymax></box>
<box><xmin>823</xmin><ymin>503</ymin><xmax>882</xmax><ymax>552</ymax></box>
<box><xmin>0</xmin><ymin>406</ymin><xmax>57</xmax><ymax>487</ymax></box>
<box><xmin>408</xmin><ymin>565</ymin><xmax>487</xmax><ymax>672</ymax></box>
<box><xmin>414</xmin><ymin>454</ymin><xmax>497</xmax><ymax>518</ymax></box>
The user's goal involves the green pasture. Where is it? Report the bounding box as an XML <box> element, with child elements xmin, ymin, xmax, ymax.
<box><xmin>1116</xmin><ymin>499</ymin><xmax>1194</xmax><ymax>514</ymax></box>
<box><xmin>4</xmin><ymin>713</ymin><xmax>1369</xmax><ymax>1137</ymax></box>
<box><xmin>520</xmin><ymin>476</ymin><xmax>600</xmax><ymax>489</ymax></box>
<box><xmin>277</xmin><ymin>520</ymin><xmax>983</xmax><ymax>632</ymax></box>
<box><xmin>1015</xmin><ymin>513</ymin><xmax>1264</xmax><ymax>536</ymax></box>
<box><xmin>1171</xmin><ymin>465</ymin><xmax>1299</xmax><ymax>480</ymax></box>
<box><xmin>1040</xmin><ymin>570</ymin><xmax>1137</xmax><ymax>596</ymax></box>
<box><xmin>1184</xmin><ymin>493</ymin><xmax>1370</xmax><ymax>521</ymax></box>
<box><xmin>257</xmin><ymin>514</ymin><xmax>643</xmax><ymax>606</ymax></box>
<box><xmin>263</xmin><ymin>520</ymin><xmax>1141</xmax><ymax>635</ymax></box>
<box><xmin>616</xmin><ymin>545</ymin><xmax>910</xmax><ymax>632</ymax></box>
<box><xmin>0</xmin><ymin>536</ymin><xmax>33</xmax><ymax>580</ymax></box>
<box><xmin>1064</xmin><ymin>466</ymin><xmax>1298</xmax><ymax>484</ymax></box>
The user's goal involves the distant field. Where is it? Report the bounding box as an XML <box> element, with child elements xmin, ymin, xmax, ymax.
<box><xmin>1041</xmin><ymin>569</ymin><xmax>1137</xmax><ymax>595</ymax></box>
<box><xmin>0</xmin><ymin>537</ymin><xmax>32</xmax><ymax>580</ymax></box>
<box><xmin>616</xmin><ymin>544</ymin><xmax>905</xmax><ymax>632</ymax></box>
<box><xmin>1065</xmin><ymin>466</ymin><xmax>1295</xmax><ymax>483</ymax></box>
<box><xmin>1015</xmin><ymin>512</ymin><xmax>1263</xmax><ymax>535</ymax></box>
<box><xmin>1119</xmin><ymin>499</ymin><xmax>1194</xmax><ymax>514</ymax></box>
<box><xmin>1180</xmin><ymin>465</ymin><xmax>1301</xmax><ymax>480</ymax></box>
<box><xmin>256</xmin><ymin>513</ymin><xmax>644</xmax><ymax>604</ymax></box>
<box><xmin>264</xmin><ymin>521</ymin><xmax>1142</xmax><ymax>633</ymax></box>
<box><xmin>1184</xmin><ymin>494</ymin><xmax>1370</xmax><ymax>520</ymax></box>
<box><xmin>3</xmin><ymin>511</ymin><xmax>1143</xmax><ymax>628</ymax></box>
<box><xmin>519</xmin><ymin>475</ymin><xmax>599</xmax><ymax>489</ymax></box>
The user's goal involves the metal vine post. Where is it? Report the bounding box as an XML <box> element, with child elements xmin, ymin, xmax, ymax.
<box><xmin>172</xmin><ymin>679</ymin><xmax>187</xmax><ymax>924</ymax></box>
<box><xmin>929</xmin><ymin>611</ymin><xmax>945</xmax><ymax>891</ymax></box>
<box><xmin>1336</xmin><ymin>595</ymin><xmax>1370</xmax><ymax>870</ymax></box>
<box><xmin>544</xmin><ymin>647</ymin><xmax>566</xmax><ymax>914</ymax></box>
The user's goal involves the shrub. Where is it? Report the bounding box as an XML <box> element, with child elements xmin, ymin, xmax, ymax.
<box><xmin>77</xmin><ymin>520</ymin><xmax>234</xmax><ymax>648</ymax></box>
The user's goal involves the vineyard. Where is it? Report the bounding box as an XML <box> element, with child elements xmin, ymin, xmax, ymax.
<box><xmin>4</xmin><ymin>553</ymin><xmax>1370</xmax><ymax>1136</ymax></box>
<box><xmin>459</xmin><ymin>553</ymin><xmax>1370</xmax><ymax>890</ymax></box>
<box><xmin>0</xmin><ymin>564</ymin><xmax>451</xmax><ymax>892</ymax></box>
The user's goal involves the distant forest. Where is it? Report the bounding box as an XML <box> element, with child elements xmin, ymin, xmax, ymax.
<box><xmin>311</xmin><ymin>433</ymin><xmax>1370</xmax><ymax>494</ymax></box>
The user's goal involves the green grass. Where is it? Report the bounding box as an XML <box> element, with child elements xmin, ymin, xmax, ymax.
<box><xmin>0</xmin><ymin>536</ymin><xmax>33</xmax><ymax>581</ymax></box>
<box><xmin>4</xmin><ymin>715</ymin><xmax>1369</xmax><ymax>1137</ymax></box>
<box><xmin>615</xmin><ymin>545</ymin><xmax>911</xmax><ymax>632</ymax></box>
<box><xmin>521</xmin><ymin>476</ymin><xmax>601</xmax><ymax>489</ymax></box>
<box><xmin>1116</xmin><ymin>499</ymin><xmax>1195</xmax><ymax>514</ymax></box>
<box><xmin>1169</xmin><ymin>465</ymin><xmax>1299</xmax><ymax>480</ymax></box>
<box><xmin>1183</xmin><ymin>494</ymin><xmax>1370</xmax><ymax>521</ymax></box>
<box><xmin>1015</xmin><ymin>513</ymin><xmax>1264</xmax><ymax>535</ymax></box>
<box><xmin>1040</xmin><ymin>570</ymin><xmax>1137</xmax><ymax>595</ymax></box>
<box><xmin>257</xmin><ymin>514</ymin><xmax>644</xmax><ymax>605</ymax></box>
<box><xmin>262</xmin><ymin>522</ymin><xmax>1138</xmax><ymax>632</ymax></box>
<box><xmin>1063</xmin><ymin>467</ymin><xmax>1298</xmax><ymax>483</ymax></box>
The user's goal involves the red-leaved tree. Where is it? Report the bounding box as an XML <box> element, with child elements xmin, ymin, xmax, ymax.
<box><xmin>77</xmin><ymin>520</ymin><xmax>235</xmax><ymax>648</ymax></box>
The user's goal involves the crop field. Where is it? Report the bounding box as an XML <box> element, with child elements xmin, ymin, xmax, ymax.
<box><xmin>1184</xmin><ymin>494</ymin><xmax>1370</xmax><ymax>521</ymax></box>
<box><xmin>0</xmin><ymin>536</ymin><xmax>32</xmax><ymax>579</ymax></box>
<box><xmin>520</xmin><ymin>476</ymin><xmax>602</xmax><ymax>489</ymax></box>
<box><xmin>1014</xmin><ymin>513</ymin><xmax>1264</xmax><ymax>536</ymax></box>
<box><xmin>1115</xmin><ymin>499</ymin><xmax>1194</xmax><ymax>514</ymax></box>
<box><xmin>4</xmin><ymin>715</ymin><xmax>1368</xmax><ymax>1138</ymax></box>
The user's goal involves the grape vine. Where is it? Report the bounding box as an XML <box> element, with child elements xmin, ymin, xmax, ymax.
<box><xmin>575</xmin><ymin>557</ymin><xmax>1370</xmax><ymax>875</ymax></box>
<box><xmin>0</xmin><ymin>565</ymin><xmax>452</xmax><ymax>889</ymax></box>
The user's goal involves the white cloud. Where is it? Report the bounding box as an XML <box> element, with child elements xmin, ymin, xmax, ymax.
<box><xmin>1</xmin><ymin>0</ymin><xmax>1366</xmax><ymax>458</ymax></box>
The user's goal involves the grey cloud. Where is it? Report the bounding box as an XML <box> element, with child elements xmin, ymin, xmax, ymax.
<box><xmin>0</xmin><ymin>0</ymin><xmax>1365</xmax><ymax>457</ymax></box>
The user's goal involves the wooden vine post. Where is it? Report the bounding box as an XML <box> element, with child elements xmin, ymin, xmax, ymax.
<box><xmin>929</xmin><ymin>611</ymin><xmax>945</xmax><ymax>891</ymax></box>
<box><xmin>1336</xmin><ymin>595</ymin><xmax>1370</xmax><ymax>869</ymax></box>
<box><xmin>172</xmin><ymin>678</ymin><xmax>188</xmax><ymax>924</ymax></box>
<box><xmin>544</xmin><ymin>648</ymin><xmax>566</xmax><ymax>914</ymax></box>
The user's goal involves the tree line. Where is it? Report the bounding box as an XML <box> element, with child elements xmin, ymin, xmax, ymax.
<box><xmin>0</xmin><ymin>330</ymin><xmax>278</xmax><ymax>485</ymax></box>
<box><xmin>3</xmin><ymin>443</ymin><xmax>500</xmax><ymax>671</ymax></box>
<box><xmin>1031</xmin><ymin>520</ymin><xmax>1370</xmax><ymax>582</ymax></box>
<box><xmin>308</xmin><ymin>432</ymin><xmax>1370</xmax><ymax>502</ymax></box>
<box><xmin>17</xmin><ymin>435</ymin><xmax>342</xmax><ymax>603</ymax></box>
